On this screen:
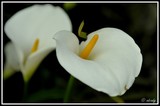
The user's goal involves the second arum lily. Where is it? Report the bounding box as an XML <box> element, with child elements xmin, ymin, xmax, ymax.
<box><xmin>4</xmin><ymin>4</ymin><xmax>72</xmax><ymax>82</ymax></box>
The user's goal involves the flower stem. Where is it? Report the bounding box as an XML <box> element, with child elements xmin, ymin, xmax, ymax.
<box><xmin>111</xmin><ymin>96</ymin><xmax>124</xmax><ymax>103</ymax></box>
<box><xmin>23</xmin><ymin>81</ymin><xmax>28</xmax><ymax>102</ymax></box>
<box><xmin>63</xmin><ymin>75</ymin><xmax>75</xmax><ymax>102</ymax></box>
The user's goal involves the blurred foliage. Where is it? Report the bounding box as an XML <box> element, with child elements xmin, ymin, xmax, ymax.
<box><xmin>63</xmin><ymin>3</ymin><xmax>77</xmax><ymax>11</ymax></box>
<box><xmin>3</xmin><ymin>2</ymin><xmax>158</xmax><ymax>103</ymax></box>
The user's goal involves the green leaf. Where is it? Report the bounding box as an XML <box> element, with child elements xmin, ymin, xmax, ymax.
<box><xmin>26</xmin><ymin>88</ymin><xmax>65</xmax><ymax>102</ymax></box>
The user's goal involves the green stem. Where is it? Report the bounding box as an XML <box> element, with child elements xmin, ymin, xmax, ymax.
<box><xmin>23</xmin><ymin>81</ymin><xmax>29</xmax><ymax>102</ymax></box>
<box><xmin>63</xmin><ymin>75</ymin><xmax>75</xmax><ymax>102</ymax></box>
<box><xmin>111</xmin><ymin>96</ymin><xmax>124</xmax><ymax>103</ymax></box>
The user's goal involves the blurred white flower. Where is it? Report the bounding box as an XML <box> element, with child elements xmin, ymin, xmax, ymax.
<box><xmin>4</xmin><ymin>4</ymin><xmax>72</xmax><ymax>82</ymax></box>
<box><xmin>53</xmin><ymin>28</ymin><xmax>142</xmax><ymax>96</ymax></box>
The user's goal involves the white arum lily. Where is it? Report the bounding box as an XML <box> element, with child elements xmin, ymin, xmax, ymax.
<box><xmin>53</xmin><ymin>28</ymin><xmax>142</xmax><ymax>96</ymax></box>
<box><xmin>4</xmin><ymin>4</ymin><xmax>72</xmax><ymax>82</ymax></box>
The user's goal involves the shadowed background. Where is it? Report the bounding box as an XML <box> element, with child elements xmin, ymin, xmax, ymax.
<box><xmin>3</xmin><ymin>3</ymin><xmax>157</xmax><ymax>103</ymax></box>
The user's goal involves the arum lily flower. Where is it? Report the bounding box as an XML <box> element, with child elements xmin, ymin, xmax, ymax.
<box><xmin>53</xmin><ymin>28</ymin><xmax>142</xmax><ymax>96</ymax></box>
<box><xmin>4</xmin><ymin>4</ymin><xmax>72</xmax><ymax>82</ymax></box>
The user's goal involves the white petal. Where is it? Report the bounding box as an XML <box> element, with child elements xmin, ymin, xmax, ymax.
<box><xmin>54</xmin><ymin>30</ymin><xmax>121</xmax><ymax>96</ymax></box>
<box><xmin>4</xmin><ymin>63</ymin><xmax>17</xmax><ymax>80</ymax></box>
<box><xmin>22</xmin><ymin>45</ymin><xmax>55</xmax><ymax>82</ymax></box>
<box><xmin>54</xmin><ymin>30</ymin><xmax>79</xmax><ymax>54</ymax></box>
<box><xmin>3</xmin><ymin>42</ymin><xmax>22</xmax><ymax>79</ymax></box>
<box><xmin>4</xmin><ymin>4</ymin><xmax>72</xmax><ymax>57</ymax></box>
<box><xmin>80</xmin><ymin>28</ymin><xmax>143</xmax><ymax>95</ymax></box>
<box><xmin>4</xmin><ymin>42</ymin><xmax>22</xmax><ymax>71</ymax></box>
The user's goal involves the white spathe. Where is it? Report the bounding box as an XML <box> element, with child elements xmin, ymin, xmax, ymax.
<box><xmin>4</xmin><ymin>4</ymin><xmax>72</xmax><ymax>82</ymax></box>
<box><xmin>53</xmin><ymin>28</ymin><xmax>142</xmax><ymax>96</ymax></box>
